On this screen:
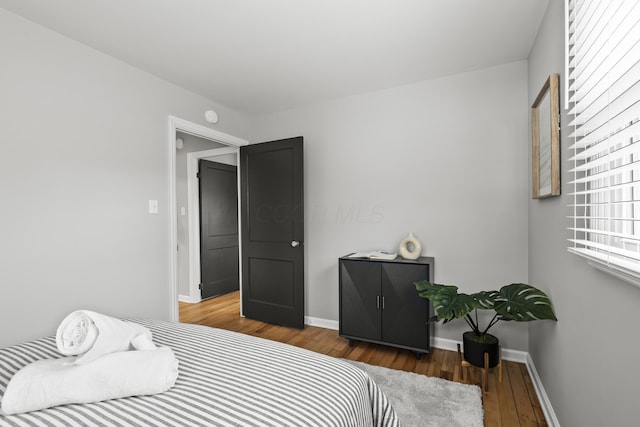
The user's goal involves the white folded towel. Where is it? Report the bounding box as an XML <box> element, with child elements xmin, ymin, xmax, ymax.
<box><xmin>56</xmin><ymin>310</ymin><xmax>155</xmax><ymax>364</ymax></box>
<box><xmin>0</xmin><ymin>347</ymin><xmax>179</xmax><ymax>415</ymax></box>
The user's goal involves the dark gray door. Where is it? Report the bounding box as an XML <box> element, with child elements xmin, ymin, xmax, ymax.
<box><xmin>240</xmin><ymin>137</ymin><xmax>304</xmax><ymax>328</ymax></box>
<box><xmin>199</xmin><ymin>159</ymin><xmax>239</xmax><ymax>300</ymax></box>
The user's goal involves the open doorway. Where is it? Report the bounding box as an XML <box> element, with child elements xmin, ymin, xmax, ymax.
<box><xmin>168</xmin><ymin>116</ymin><xmax>248</xmax><ymax>323</ymax></box>
<box><xmin>176</xmin><ymin>133</ymin><xmax>231</xmax><ymax>302</ymax></box>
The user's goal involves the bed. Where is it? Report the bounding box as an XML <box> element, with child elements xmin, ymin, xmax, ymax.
<box><xmin>0</xmin><ymin>319</ymin><xmax>400</xmax><ymax>426</ymax></box>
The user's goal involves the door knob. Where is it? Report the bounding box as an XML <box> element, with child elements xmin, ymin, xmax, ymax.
<box><xmin>291</xmin><ymin>240</ymin><xmax>300</xmax><ymax>247</ymax></box>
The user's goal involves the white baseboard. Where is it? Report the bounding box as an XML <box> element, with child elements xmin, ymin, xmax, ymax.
<box><xmin>526</xmin><ymin>353</ymin><xmax>561</xmax><ymax>427</ymax></box>
<box><xmin>178</xmin><ymin>294</ymin><xmax>201</xmax><ymax>304</ymax></box>
<box><xmin>302</xmin><ymin>318</ymin><xmax>529</xmax><ymax>363</ymax></box>
<box><xmin>430</xmin><ymin>336</ymin><xmax>528</xmax><ymax>363</ymax></box>
<box><xmin>305</xmin><ymin>316</ymin><xmax>339</xmax><ymax>330</ymax></box>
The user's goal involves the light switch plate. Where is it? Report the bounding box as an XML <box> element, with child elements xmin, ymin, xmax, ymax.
<box><xmin>149</xmin><ymin>200</ymin><xmax>159</xmax><ymax>214</ymax></box>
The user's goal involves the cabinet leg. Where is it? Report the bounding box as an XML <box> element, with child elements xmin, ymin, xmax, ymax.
<box><xmin>415</xmin><ymin>352</ymin><xmax>423</xmax><ymax>360</ymax></box>
<box><xmin>348</xmin><ymin>339</ymin><xmax>355</xmax><ymax>347</ymax></box>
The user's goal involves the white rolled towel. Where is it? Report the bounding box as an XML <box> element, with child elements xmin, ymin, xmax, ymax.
<box><xmin>56</xmin><ymin>310</ymin><xmax>155</xmax><ymax>364</ymax></box>
<box><xmin>1</xmin><ymin>347</ymin><xmax>179</xmax><ymax>415</ymax></box>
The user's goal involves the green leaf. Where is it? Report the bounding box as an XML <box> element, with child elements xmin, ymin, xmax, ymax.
<box><xmin>434</xmin><ymin>292</ymin><xmax>476</xmax><ymax>319</ymax></box>
<box><xmin>414</xmin><ymin>280</ymin><xmax>448</xmax><ymax>299</ymax></box>
<box><xmin>493</xmin><ymin>283</ymin><xmax>558</xmax><ymax>322</ymax></box>
<box><xmin>471</xmin><ymin>290</ymin><xmax>501</xmax><ymax>310</ymax></box>
<box><xmin>415</xmin><ymin>280</ymin><xmax>478</xmax><ymax>322</ymax></box>
<box><xmin>427</xmin><ymin>315</ymin><xmax>440</xmax><ymax>324</ymax></box>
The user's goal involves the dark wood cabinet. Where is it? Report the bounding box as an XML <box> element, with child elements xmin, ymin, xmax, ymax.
<box><xmin>339</xmin><ymin>255</ymin><xmax>434</xmax><ymax>355</ymax></box>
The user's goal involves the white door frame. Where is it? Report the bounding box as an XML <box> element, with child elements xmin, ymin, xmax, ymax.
<box><xmin>168</xmin><ymin>116</ymin><xmax>248</xmax><ymax>322</ymax></box>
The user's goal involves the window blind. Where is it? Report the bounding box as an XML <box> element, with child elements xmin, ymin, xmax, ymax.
<box><xmin>567</xmin><ymin>0</ymin><xmax>640</xmax><ymax>280</ymax></box>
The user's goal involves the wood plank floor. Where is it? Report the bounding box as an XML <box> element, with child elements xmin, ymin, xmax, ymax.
<box><xmin>179</xmin><ymin>291</ymin><xmax>547</xmax><ymax>427</ymax></box>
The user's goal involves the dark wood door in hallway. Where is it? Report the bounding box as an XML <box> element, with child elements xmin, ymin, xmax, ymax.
<box><xmin>198</xmin><ymin>159</ymin><xmax>239</xmax><ymax>299</ymax></box>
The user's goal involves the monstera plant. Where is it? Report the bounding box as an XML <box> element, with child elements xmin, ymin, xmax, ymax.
<box><xmin>414</xmin><ymin>281</ymin><xmax>557</xmax><ymax>367</ymax></box>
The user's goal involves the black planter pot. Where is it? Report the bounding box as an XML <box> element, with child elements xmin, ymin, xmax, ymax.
<box><xmin>463</xmin><ymin>331</ymin><xmax>499</xmax><ymax>368</ymax></box>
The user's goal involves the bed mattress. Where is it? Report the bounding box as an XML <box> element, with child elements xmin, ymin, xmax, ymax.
<box><xmin>0</xmin><ymin>319</ymin><xmax>399</xmax><ymax>426</ymax></box>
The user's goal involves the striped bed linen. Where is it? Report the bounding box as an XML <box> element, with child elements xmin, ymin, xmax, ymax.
<box><xmin>0</xmin><ymin>319</ymin><xmax>400</xmax><ymax>426</ymax></box>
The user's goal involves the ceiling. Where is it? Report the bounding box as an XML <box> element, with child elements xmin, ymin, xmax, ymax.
<box><xmin>0</xmin><ymin>0</ymin><xmax>549</xmax><ymax>114</ymax></box>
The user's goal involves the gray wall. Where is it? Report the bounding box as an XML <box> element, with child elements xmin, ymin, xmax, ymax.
<box><xmin>0</xmin><ymin>9</ymin><xmax>252</xmax><ymax>347</ymax></box>
<box><xmin>527</xmin><ymin>1</ymin><xmax>640</xmax><ymax>426</ymax></box>
<box><xmin>252</xmin><ymin>61</ymin><xmax>531</xmax><ymax>350</ymax></box>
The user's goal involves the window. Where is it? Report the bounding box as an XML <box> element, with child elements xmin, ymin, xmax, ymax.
<box><xmin>567</xmin><ymin>0</ymin><xmax>640</xmax><ymax>283</ymax></box>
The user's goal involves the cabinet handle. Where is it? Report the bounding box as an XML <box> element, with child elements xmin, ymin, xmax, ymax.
<box><xmin>376</xmin><ymin>295</ymin><xmax>380</xmax><ymax>309</ymax></box>
<box><xmin>382</xmin><ymin>296</ymin><xmax>385</xmax><ymax>310</ymax></box>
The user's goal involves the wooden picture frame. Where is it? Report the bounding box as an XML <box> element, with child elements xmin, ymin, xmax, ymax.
<box><xmin>531</xmin><ymin>73</ymin><xmax>560</xmax><ymax>198</ymax></box>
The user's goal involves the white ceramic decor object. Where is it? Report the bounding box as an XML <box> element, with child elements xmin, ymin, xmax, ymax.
<box><xmin>399</xmin><ymin>233</ymin><xmax>422</xmax><ymax>260</ymax></box>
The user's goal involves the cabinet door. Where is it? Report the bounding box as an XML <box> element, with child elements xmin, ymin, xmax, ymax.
<box><xmin>381</xmin><ymin>263</ymin><xmax>429</xmax><ymax>349</ymax></box>
<box><xmin>340</xmin><ymin>260</ymin><xmax>381</xmax><ymax>341</ymax></box>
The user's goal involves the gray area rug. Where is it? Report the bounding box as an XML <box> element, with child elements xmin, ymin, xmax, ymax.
<box><xmin>345</xmin><ymin>360</ymin><xmax>483</xmax><ymax>427</ymax></box>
